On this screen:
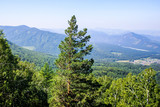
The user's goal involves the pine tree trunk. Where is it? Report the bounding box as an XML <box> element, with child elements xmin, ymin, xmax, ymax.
<box><xmin>67</xmin><ymin>80</ymin><xmax>70</xmax><ymax>94</ymax></box>
<box><xmin>147</xmin><ymin>89</ymin><xmax>149</xmax><ymax>104</ymax></box>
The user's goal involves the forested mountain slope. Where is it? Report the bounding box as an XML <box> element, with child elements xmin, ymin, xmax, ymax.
<box><xmin>1</xmin><ymin>25</ymin><xmax>160</xmax><ymax>61</ymax></box>
<box><xmin>0</xmin><ymin>25</ymin><xmax>65</xmax><ymax>55</ymax></box>
<box><xmin>8</xmin><ymin>40</ymin><xmax>56</xmax><ymax>68</ymax></box>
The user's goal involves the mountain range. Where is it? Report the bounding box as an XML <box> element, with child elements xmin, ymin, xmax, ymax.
<box><xmin>0</xmin><ymin>25</ymin><xmax>65</xmax><ymax>55</ymax></box>
<box><xmin>0</xmin><ymin>25</ymin><xmax>160</xmax><ymax>61</ymax></box>
<box><xmin>88</xmin><ymin>30</ymin><xmax>160</xmax><ymax>53</ymax></box>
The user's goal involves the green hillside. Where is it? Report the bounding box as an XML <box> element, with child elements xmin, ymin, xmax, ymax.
<box><xmin>8</xmin><ymin>40</ymin><xmax>56</xmax><ymax>68</ymax></box>
<box><xmin>0</xmin><ymin>25</ymin><xmax>65</xmax><ymax>55</ymax></box>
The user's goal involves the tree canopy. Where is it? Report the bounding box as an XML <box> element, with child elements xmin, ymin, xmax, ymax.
<box><xmin>55</xmin><ymin>15</ymin><xmax>94</xmax><ymax>74</ymax></box>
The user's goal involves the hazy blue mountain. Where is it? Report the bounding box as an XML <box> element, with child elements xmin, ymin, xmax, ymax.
<box><xmin>41</xmin><ymin>28</ymin><xmax>65</xmax><ymax>34</ymax></box>
<box><xmin>113</xmin><ymin>32</ymin><xmax>160</xmax><ymax>52</ymax></box>
<box><xmin>1</xmin><ymin>25</ymin><xmax>160</xmax><ymax>61</ymax></box>
<box><xmin>132</xmin><ymin>30</ymin><xmax>160</xmax><ymax>36</ymax></box>
<box><xmin>143</xmin><ymin>35</ymin><xmax>160</xmax><ymax>43</ymax></box>
<box><xmin>91</xmin><ymin>28</ymin><xmax>129</xmax><ymax>35</ymax></box>
<box><xmin>89</xmin><ymin>29</ymin><xmax>160</xmax><ymax>53</ymax></box>
<box><xmin>88</xmin><ymin>30</ymin><xmax>110</xmax><ymax>43</ymax></box>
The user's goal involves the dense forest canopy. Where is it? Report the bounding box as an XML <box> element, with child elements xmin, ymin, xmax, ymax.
<box><xmin>0</xmin><ymin>16</ymin><xmax>160</xmax><ymax>106</ymax></box>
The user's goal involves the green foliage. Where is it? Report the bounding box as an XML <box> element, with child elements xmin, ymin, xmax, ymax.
<box><xmin>9</xmin><ymin>41</ymin><xmax>56</xmax><ymax>68</ymax></box>
<box><xmin>93</xmin><ymin>61</ymin><xmax>160</xmax><ymax>84</ymax></box>
<box><xmin>93</xmin><ymin>66</ymin><xmax>129</xmax><ymax>78</ymax></box>
<box><xmin>12</xmin><ymin>61</ymin><xmax>48</xmax><ymax>107</ymax></box>
<box><xmin>39</xmin><ymin>62</ymin><xmax>54</xmax><ymax>98</ymax></box>
<box><xmin>55</xmin><ymin>15</ymin><xmax>94</xmax><ymax>74</ymax></box>
<box><xmin>49</xmin><ymin>72</ymin><xmax>102</xmax><ymax>107</ymax></box>
<box><xmin>68</xmin><ymin>74</ymin><xmax>101</xmax><ymax>106</ymax></box>
<box><xmin>95</xmin><ymin>76</ymin><xmax>113</xmax><ymax>106</ymax></box>
<box><xmin>0</xmin><ymin>30</ymin><xmax>48</xmax><ymax>106</ymax></box>
<box><xmin>48</xmin><ymin>71</ymin><xmax>68</xmax><ymax>107</ymax></box>
<box><xmin>0</xmin><ymin>30</ymin><xmax>18</xmax><ymax>106</ymax></box>
<box><xmin>52</xmin><ymin>15</ymin><xmax>101</xmax><ymax>106</ymax></box>
<box><xmin>104</xmin><ymin>68</ymin><xmax>160</xmax><ymax>107</ymax></box>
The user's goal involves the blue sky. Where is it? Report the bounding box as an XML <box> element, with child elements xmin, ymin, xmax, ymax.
<box><xmin>1</xmin><ymin>0</ymin><xmax>160</xmax><ymax>30</ymax></box>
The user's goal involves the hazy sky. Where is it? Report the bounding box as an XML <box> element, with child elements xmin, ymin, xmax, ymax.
<box><xmin>1</xmin><ymin>0</ymin><xmax>160</xmax><ymax>30</ymax></box>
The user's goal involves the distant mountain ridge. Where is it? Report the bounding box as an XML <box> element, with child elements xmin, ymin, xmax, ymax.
<box><xmin>0</xmin><ymin>25</ymin><xmax>65</xmax><ymax>55</ymax></box>
<box><xmin>88</xmin><ymin>30</ymin><xmax>160</xmax><ymax>53</ymax></box>
<box><xmin>1</xmin><ymin>25</ymin><xmax>160</xmax><ymax>61</ymax></box>
<box><xmin>114</xmin><ymin>32</ymin><xmax>160</xmax><ymax>52</ymax></box>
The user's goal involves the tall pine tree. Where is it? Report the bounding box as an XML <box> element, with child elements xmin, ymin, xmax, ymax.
<box><xmin>53</xmin><ymin>15</ymin><xmax>100</xmax><ymax>106</ymax></box>
<box><xmin>55</xmin><ymin>15</ymin><xmax>94</xmax><ymax>74</ymax></box>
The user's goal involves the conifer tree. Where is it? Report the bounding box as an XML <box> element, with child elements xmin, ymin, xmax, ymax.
<box><xmin>0</xmin><ymin>30</ymin><xmax>18</xmax><ymax>106</ymax></box>
<box><xmin>55</xmin><ymin>15</ymin><xmax>94</xmax><ymax>74</ymax></box>
<box><xmin>0</xmin><ymin>30</ymin><xmax>48</xmax><ymax>106</ymax></box>
<box><xmin>53</xmin><ymin>15</ymin><xmax>99</xmax><ymax>106</ymax></box>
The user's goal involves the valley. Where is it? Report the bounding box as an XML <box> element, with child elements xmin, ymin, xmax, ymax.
<box><xmin>117</xmin><ymin>58</ymin><xmax>160</xmax><ymax>65</ymax></box>
<box><xmin>1</xmin><ymin>0</ymin><xmax>160</xmax><ymax>106</ymax></box>
<box><xmin>1</xmin><ymin>25</ymin><xmax>160</xmax><ymax>106</ymax></box>
<box><xmin>1</xmin><ymin>25</ymin><xmax>160</xmax><ymax>62</ymax></box>
<box><xmin>2</xmin><ymin>25</ymin><xmax>160</xmax><ymax>82</ymax></box>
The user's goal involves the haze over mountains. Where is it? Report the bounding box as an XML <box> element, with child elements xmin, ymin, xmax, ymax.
<box><xmin>0</xmin><ymin>25</ymin><xmax>160</xmax><ymax>61</ymax></box>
